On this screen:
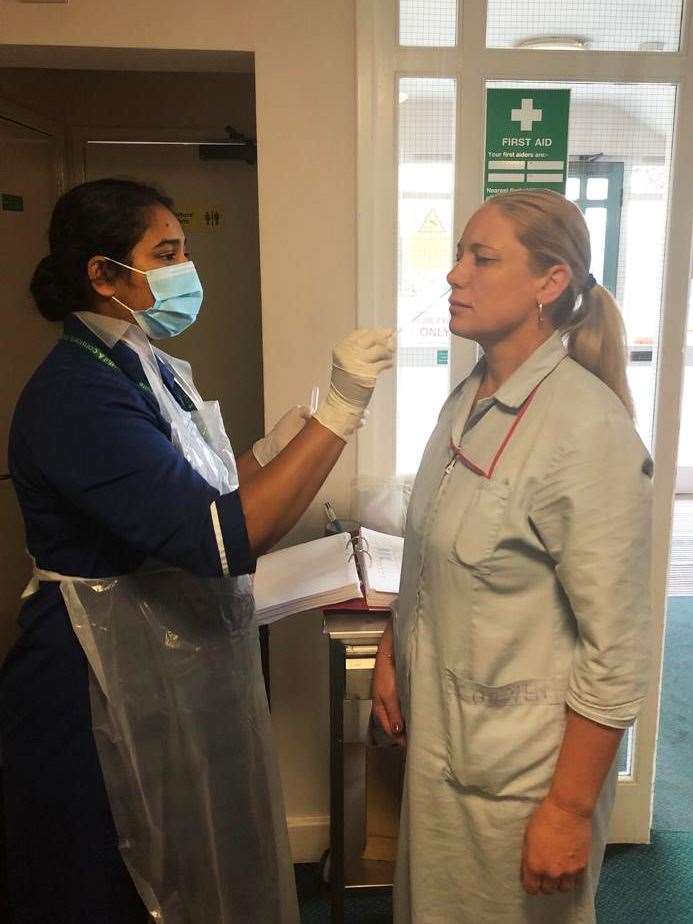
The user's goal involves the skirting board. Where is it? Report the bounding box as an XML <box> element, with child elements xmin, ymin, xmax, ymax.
<box><xmin>287</xmin><ymin>814</ymin><xmax>330</xmax><ymax>863</ymax></box>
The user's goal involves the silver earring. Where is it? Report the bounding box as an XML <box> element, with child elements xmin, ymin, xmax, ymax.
<box><xmin>537</xmin><ymin>301</ymin><xmax>544</xmax><ymax>328</ymax></box>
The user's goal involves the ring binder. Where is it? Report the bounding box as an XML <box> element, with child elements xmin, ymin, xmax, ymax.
<box><xmin>352</xmin><ymin>528</ymin><xmax>404</xmax><ymax>608</ymax></box>
<box><xmin>347</xmin><ymin>535</ymin><xmax>372</xmax><ymax>565</ymax></box>
<box><xmin>252</xmin><ymin>528</ymin><xmax>404</xmax><ymax>623</ymax></box>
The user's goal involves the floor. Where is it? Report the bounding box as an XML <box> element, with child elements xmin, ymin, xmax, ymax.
<box><xmin>296</xmin><ymin>828</ymin><xmax>693</xmax><ymax>923</ymax></box>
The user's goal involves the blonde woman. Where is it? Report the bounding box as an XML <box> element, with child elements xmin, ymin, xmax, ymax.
<box><xmin>372</xmin><ymin>189</ymin><xmax>652</xmax><ymax>923</ymax></box>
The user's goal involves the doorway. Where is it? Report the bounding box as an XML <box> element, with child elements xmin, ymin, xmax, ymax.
<box><xmin>0</xmin><ymin>64</ymin><xmax>264</xmax><ymax>662</ymax></box>
<box><xmin>0</xmin><ymin>101</ymin><xmax>63</xmax><ymax>660</ymax></box>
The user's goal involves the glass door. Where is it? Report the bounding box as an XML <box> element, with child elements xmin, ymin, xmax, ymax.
<box><xmin>358</xmin><ymin>0</ymin><xmax>693</xmax><ymax>842</ymax></box>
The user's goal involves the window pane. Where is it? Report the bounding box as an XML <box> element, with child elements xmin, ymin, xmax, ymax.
<box><xmin>585</xmin><ymin>207</ymin><xmax>607</xmax><ymax>281</ymax></box>
<box><xmin>399</xmin><ymin>0</ymin><xmax>458</xmax><ymax>47</ymax></box>
<box><xmin>486</xmin><ymin>0</ymin><xmax>685</xmax><ymax>52</ymax></box>
<box><xmin>676</xmin><ymin>282</ymin><xmax>693</xmax><ymax>474</ymax></box>
<box><xmin>586</xmin><ymin>176</ymin><xmax>609</xmax><ymax>200</ymax></box>
<box><xmin>396</xmin><ymin>77</ymin><xmax>456</xmax><ymax>475</ymax></box>
<box><xmin>565</xmin><ymin>176</ymin><xmax>580</xmax><ymax>201</ymax></box>
<box><xmin>631</xmin><ymin>163</ymin><xmax>668</xmax><ymax>196</ymax></box>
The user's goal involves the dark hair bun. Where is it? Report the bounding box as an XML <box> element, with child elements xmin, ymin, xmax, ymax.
<box><xmin>29</xmin><ymin>178</ymin><xmax>175</xmax><ymax>323</ymax></box>
<box><xmin>30</xmin><ymin>254</ymin><xmax>70</xmax><ymax>322</ymax></box>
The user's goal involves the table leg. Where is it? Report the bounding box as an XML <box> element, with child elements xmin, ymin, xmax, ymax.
<box><xmin>329</xmin><ymin>639</ymin><xmax>345</xmax><ymax>923</ymax></box>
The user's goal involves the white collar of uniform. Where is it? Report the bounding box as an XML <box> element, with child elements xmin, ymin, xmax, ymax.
<box><xmin>74</xmin><ymin>310</ymin><xmax>159</xmax><ymax>374</ymax></box>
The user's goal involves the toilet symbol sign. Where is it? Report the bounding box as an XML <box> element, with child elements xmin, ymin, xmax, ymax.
<box><xmin>484</xmin><ymin>88</ymin><xmax>571</xmax><ymax>200</ymax></box>
<box><xmin>174</xmin><ymin>206</ymin><xmax>225</xmax><ymax>232</ymax></box>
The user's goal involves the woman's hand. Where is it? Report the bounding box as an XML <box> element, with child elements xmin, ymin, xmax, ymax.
<box><xmin>520</xmin><ymin>795</ymin><xmax>592</xmax><ymax>896</ymax></box>
<box><xmin>371</xmin><ymin>621</ymin><xmax>406</xmax><ymax>748</ymax></box>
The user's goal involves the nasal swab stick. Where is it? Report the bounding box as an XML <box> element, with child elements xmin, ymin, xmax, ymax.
<box><xmin>396</xmin><ymin>287</ymin><xmax>451</xmax><ymax>334</ymax></box>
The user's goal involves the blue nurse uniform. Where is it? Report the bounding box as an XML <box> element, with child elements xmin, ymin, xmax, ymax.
<box><xmin>0</xmin><ymin>313</ymin><xmax>255</xmax><ymax>923</ymax></box>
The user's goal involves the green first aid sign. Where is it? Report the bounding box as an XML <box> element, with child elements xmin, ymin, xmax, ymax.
<box><xmin>484</xmin><ymin>89</ymin><xmax>571</xmax><ymax>200</ymax></box>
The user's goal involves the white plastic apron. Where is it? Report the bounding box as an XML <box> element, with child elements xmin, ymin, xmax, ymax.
<box><xmin>24</xmin><ymin>343</ymin><xmax>299</xmax><ymax>923</ymax></box>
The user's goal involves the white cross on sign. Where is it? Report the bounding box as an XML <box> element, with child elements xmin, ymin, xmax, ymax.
<box><xmin>511</xmin><ymin>98</ymin><xmax>543</xmax><ymax>132</ymax></box>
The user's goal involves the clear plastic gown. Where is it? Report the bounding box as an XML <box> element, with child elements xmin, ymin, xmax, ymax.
<box><xmin>33</xmin><ymin>347</ymin><xmax>299</xmax><ymax>922</ymax></box>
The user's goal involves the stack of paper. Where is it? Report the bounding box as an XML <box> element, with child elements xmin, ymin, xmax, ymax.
<box><xmin>253</xmin><ymin>532</ymin><xmax>362</xmax><ymax>624</ymax></box>
<box><xmin>358</xmin><ymin>527</ymin><xmax>404</xmax><ymax>608</ymax></box>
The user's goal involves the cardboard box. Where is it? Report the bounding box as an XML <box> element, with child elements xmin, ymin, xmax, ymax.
<box><xmin>363</xmin><ymin>745</ymin><xmax>405</xmax><ymax>861</ymax></box>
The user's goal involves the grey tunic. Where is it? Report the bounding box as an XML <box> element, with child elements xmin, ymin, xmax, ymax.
<box><xmin>393</xmin><ymin>332</ymin><xmax>653</xmax><ymax>923</ymax></box>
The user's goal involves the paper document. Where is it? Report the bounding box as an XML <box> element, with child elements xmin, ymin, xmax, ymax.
<box><xmin>253</xmin><ymin>532</ymin><xmax>362</xmax><ymax>624</ymax></box>
<box><xmin>357</xmin><ymin>527</ymin><xmax>404</xmax><ymax>608</ymax></box>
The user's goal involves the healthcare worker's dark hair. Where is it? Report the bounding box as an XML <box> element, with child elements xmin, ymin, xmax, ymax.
<box><xmin>30</xmin><ymin>178</ymin><xmax>175</xmax><ymax>321</ymax></box>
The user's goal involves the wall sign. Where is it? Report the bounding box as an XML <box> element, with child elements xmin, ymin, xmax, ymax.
<box><xmin>484</xmin><ymin>89</ymin><xmax>571</xmax><ymax>199</ymax></box>
<box><xmin>175</xmin><ymin>207</ymin><xmax>224</xmax><ymax>233</ymax></box>
<box><xmin>1</xmin><ymin>194</ymin><xmax>25</xmax><ymax>212</ymax></box>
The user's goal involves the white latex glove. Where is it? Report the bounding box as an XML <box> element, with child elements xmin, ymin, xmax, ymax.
<box><xmin>252</xmin><ymin>405</ymin><xmax>312</xmax><ymax>466</ymax></box>
<box><xmin>314</xmin><ymin>328</ymin><xmax>394</xmax><ymax>442</ymax></box>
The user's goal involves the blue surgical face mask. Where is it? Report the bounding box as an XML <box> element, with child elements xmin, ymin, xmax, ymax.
<box><xmin>106</xmin><ymin>257</ymin><xmax>204</xmax><ymax>339</ymax></box>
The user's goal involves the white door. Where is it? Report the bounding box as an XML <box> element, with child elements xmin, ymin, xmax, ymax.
<box><xmin>358</xmin><ymin>1</ymin><xmax>693</xmax><ymax>843</ymax></box>
<box><xmin>0</xmin><ymin>104</ymin><xmax>63</xmax><ymax>661</ymax></box>
<box><xmin>83</xmin><ymin>139</ymin><xmax>264</xmax><ymax>455</ymax></box>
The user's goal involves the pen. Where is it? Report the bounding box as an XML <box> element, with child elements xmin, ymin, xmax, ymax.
<box><xmin>324</xmin><ymin>501</ymin><xmax>345</xmax><ymax>534</ymax></box>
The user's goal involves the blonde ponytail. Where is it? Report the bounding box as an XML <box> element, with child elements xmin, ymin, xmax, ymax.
<box><xmin>565</xmin><ymin>284</ymin><xmax>634</xmax><ymax>419</ymax></box>
<box><xmin>490</xmin><ymin>189</ymin><xmax>635</xmax><ymax>419</ymax></box>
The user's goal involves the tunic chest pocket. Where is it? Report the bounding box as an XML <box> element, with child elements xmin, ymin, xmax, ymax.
<box><xmin>449</xmin><ymin>478</ymin><xmax>510</xmax><ymax>572</ymax></box>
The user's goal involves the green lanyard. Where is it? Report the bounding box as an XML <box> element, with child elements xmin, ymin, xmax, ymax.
<box><xmin>62</xmin><ymin>334</ymin><xmax>156</xmax><ymax>399</ymax></box>
<box><xmin>62</xmin><ymin>333</ymin><xmax>198</xmax><ymax>415</ymax></box>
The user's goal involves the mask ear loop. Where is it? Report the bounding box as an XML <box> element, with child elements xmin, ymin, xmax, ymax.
<box><xmin>102</xmin><ymin>257</ymin><xmax>152</xmax><ymax>316</ymax></box>
<box><xmin>111</xmin><ymin>294</ymin><xmax>136</xmax><ymax>315</ymax></box>
<box><xmin>103</xmin><ymin>256</ymin><xmax>147</xmax><ymax>275</ymax></box>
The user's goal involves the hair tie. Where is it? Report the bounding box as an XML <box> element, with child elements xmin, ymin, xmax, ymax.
<box><xmin>584</xmin><ymin>272</ymin><xmax>597</xmax><ymax>292</ymax></box>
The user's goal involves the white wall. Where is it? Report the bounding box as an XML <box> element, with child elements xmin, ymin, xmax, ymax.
<box><xmin>0</xmin><ymin>0</ymin><xmax>359</xmax><ymax>859</ymax></box>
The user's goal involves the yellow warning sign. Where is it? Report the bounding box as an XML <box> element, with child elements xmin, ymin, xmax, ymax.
<box><xmin>418</xmin><ymin>210</ymin><xmax>445</xmax><ymax>233</ymax></box>
<box><xmin>409</xmin><ymin>209</ymin><xmax>449</xmax><ymax>270</ymax></box>
<box><xmin>175</xmin><ymin>207</ymin><xmax>224</xmax><ymax>232</ymax></box>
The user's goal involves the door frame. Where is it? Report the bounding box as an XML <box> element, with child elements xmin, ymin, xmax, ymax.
<box><xmin>68</xmin><ymin>125</ymin><xmax>234</xmax><ymax>187</ymax></box>
<box><xmin>0</xmin><ymin>95</ymin><xmax>66</xmax><ymax>661</ymax></box>
<box><xmin>0</xmin><ymin>94</ymin><xmax>66</xmax><ymax>198</ymax></box>
<box><xmin>0</xmin><ymin>94</ymin><xmax>66</xmax><ymax>479</ymax></box>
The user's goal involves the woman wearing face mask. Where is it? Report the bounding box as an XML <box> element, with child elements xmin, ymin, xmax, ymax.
<box><xmin>0</xmin><ymin>178</ymin><xmax>393</xmax><ymax>924</ymax></box>
<box><xmin>372</xmin><ymin>189</ymin><xmax>652</xmax><ymax>923</ymax></box>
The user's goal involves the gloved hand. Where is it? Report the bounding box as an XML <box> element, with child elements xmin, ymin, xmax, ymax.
<box><xmin>252</xmin><ymin>405</ymin><xmax>312</xmax><ymax>466</ymax></box>
<box><xmin>314</xmin><ymin>328</ymin><xmax>394</xmax><ymax>442</ymax></box>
